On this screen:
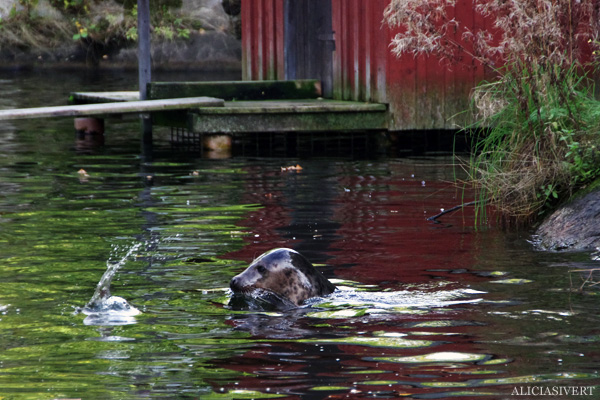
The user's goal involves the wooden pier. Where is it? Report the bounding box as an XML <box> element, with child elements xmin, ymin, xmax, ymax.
<box><xmin>145</xmin><ymin>80</ymin><xmax>388</xmax><ymax>134</ymax></box>
<box><xmin>66</xmin><ymin>80</ymin><xmax>387</xmax><ymax>137</ymax></box>
<box><xmin>187</xmin><ymin>99</ymin><xmax>386</xmax><ymax>133</ymax></box>
<box><xmin>0</xmin><ymin>79</ymin><xmax>387</xmax><ymax>155</ymax></box>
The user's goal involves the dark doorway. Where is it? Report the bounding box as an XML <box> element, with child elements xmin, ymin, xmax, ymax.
<box><xmin>284</xmin><ymin>0</ymin><xmax>335</xmax><ymax>98</ymax></box>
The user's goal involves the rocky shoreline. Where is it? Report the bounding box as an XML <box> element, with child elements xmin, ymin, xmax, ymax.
<box><xmin>0</xmin><ymin>32</ymin><xmax>241</xmax><ymax>71</ymax></box>
<box><xmin>536</xmin><ymin>188</ymin><xmax>600</xmax><ymax>252</ymax></box>
<box><xmin>0</xmin><ymin>0</ymin><xmax>241</xmax><ymax>71</ymax></box>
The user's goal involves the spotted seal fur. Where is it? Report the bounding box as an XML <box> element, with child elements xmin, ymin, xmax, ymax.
<box><xmin>229</xmin><ymin>248</ymin><xmax>336</xmax><ymax>306</ymax></box>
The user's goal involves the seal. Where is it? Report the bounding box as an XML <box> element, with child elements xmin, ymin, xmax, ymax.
<box><xmin>229</xmin><ymin>248</ymin><xmax>336</xmax><ymax>306</ymax></box>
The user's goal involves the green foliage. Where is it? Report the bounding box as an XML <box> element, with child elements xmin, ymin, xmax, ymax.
<box><xmin>154</xmin><ymin>25</ymin><xmax>174</xmax><ymax>40</ymax></box>
<box><xmin>72</xmin><ymin>20</ymin><xmax>87</xmax><ymax>40</ymax></box>
<box><xmin>178</xmin><ymin>28</ymin><xmax>190</xmax><ymax>39</ymax></box>
<box><xmin>468</xmin><ymin>63</ymin><xmax>600</xmax><ymax>223</ymax></box>
<box><xmin>9</xmin><ymin>0</ymin><xmax>39</xmax><ymax>19</ymax></box>
<box><xmin>151</xmin><ymin>5</ymin><xmax>192</xmax><ymax>41</ymax></box>
<box><xmin>125</xmin><ymin>26</ymin><xmax>137</xmax><ymax>41</ymax></box>
<box><xmin>560</xmin><ymin>130</ymin><xmax>600</xmax><ymax>186</ymax></box>
<box><xmin>49</xmin><ymin>0</ymin><xmax>89</xmax><ymax>15</ymax></box>
<box><xmin>0</xmin><ymin>0</ymin><xmax>198</xmax><ymax>51</ymax></box>
<box><xmin>64</xmin><ymin>0</ymin><xmax>195</xmax><ymax>44</ymax></box>
<box><xmin>113</xmin><ymin>0</ymin><xmax>183</xmax><ymax>11</ymax></box>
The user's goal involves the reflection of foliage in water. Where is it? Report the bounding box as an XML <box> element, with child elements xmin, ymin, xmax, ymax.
<box><xmin>0</xmin><ymin>136</ymin><xmax>263</xmax><ymax>397</ymax></box>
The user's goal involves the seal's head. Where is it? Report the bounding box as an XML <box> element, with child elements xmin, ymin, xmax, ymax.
<box><xmin>229</xmin><ymin>248</ymin><xmax>336</xmax><ymax>306</ymax></box>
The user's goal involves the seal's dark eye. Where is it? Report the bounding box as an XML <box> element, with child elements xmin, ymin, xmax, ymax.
<box><xmin>256</xmin><ymin>265</ymin><xmax>266</xmax><ymax>274</ymax></box>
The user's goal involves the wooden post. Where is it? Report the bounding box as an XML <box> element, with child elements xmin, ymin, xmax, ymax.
<box><xmin>138</xmin><ymin>0</ymin><xmax>151</xmax><ymax>101</ymax></box>
<box><xmin>138</xmin><ymin>0</ymin><xmax>153</xmax><ymax>153</ymax></box>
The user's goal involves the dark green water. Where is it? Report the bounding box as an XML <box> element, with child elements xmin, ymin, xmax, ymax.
<box><xmin>0</xmin><ymin>71</ymin><xmax>598</xmax><ymax>399</ymax></box>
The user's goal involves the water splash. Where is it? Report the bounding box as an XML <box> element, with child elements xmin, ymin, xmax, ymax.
<box><xmin>326</xmin><ymin>285</ymin><xmax>484</xmax><ymax>309</ymax></box>
<box><xmin>80</xmin><ymin>242</ymin><xmax>141</xmax><ymax>326</ymax></box>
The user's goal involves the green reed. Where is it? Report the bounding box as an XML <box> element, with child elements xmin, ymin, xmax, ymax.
<box><xmin>467</xmin><ymin>62</ymin><xmax>600</xmax><ymax>224</ymax></box>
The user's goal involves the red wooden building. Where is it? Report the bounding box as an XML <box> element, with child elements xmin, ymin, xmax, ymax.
<box><xmin>240</xmin><ymin>0</ymin><xmax>489</xmax><ymax>131</ymax></box>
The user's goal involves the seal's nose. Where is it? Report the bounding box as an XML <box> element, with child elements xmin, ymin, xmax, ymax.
<box><xmin>230</xmin><ymin>276</ymin><xmax>241</xmax><ymax>292</ymax></box>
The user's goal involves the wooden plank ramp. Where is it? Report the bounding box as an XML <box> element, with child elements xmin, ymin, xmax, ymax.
<box><xmin>70</xmin><ymin>91</ymin><xmax>140</xmax><ymax>104</ymax></box>
<box><xmin>0</xmin><ymin>96</ymin><xmax>224</xmax><ymax>121</ymax></box>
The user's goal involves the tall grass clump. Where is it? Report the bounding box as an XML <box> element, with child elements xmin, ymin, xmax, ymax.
<box><xmin>471</xmin><ymin>64</ymin><xmax>600</xmax><ymax>222</ymax></box>
<box><xmin>385</xmin><ymin>0</ymin><xmax>600</xmax><ymax>224</ymax></box>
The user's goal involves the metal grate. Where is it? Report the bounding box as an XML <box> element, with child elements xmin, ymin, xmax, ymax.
<box><xmin>170</xmin><ymin>127</ymin><xmax>379</xmax><ymax>158</ymax></box>
<box><xmin>170</xmin><ymin>126</ymin><xmax>203</xmax><ymax>152</ymax></box>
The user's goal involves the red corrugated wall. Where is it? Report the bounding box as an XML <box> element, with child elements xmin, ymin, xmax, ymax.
<box><xmin>330</xmin><ymin>0</ymin><xmax>489</xmax><ymax>130</ymax></box>
<box><xmin>241</xmin><ymin>0</ymin><xmax>491</xmax><ymax>130</ymax></box>
<box><xmin>241</xmin><ymin>0</ymin><xmax>285</xmax><ymax>81</ymax></box>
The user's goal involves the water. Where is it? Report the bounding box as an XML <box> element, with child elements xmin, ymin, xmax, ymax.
<box><xmin>0</xmin><ymin>70</ymin><xmax>598</xmax><ymax>399</ymax></box>
<box><xmin>79</xmin><ymin>241</ymin><xmax>142</xmax><ymax>326</ymax></box>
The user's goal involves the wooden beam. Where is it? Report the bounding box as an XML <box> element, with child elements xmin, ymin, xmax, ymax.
<box><xmin>195</xmin><ymin>99</ymin><xmax>386</xmax><ymax>114</ymax></box>
<box><xmin>148</xmin><ymin>79</ymin><xmax>322</xmax><ymax>101</ymax></box>
<box><xmin>0</xmin><ymin>97</ymin><xmax>224</xmax><ymax>121</ymax></box>
<box><xmin>70</xmin><ymin>91</ymin><xmax>140</xmax><ymax>104</ymax></box>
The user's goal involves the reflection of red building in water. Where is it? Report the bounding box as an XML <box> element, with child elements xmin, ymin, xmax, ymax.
<box><xmin>226</xmin><ymin>161</ymin><xmax>489</xmax><ymax>287</ymax></box>
<box><xmin>325</xmin><ymin>165</ymin><xmax>487</xmax><ymax>287</ymax></box>
<box><xmin>224</xmin><ymin>165</ymin><xmax>296</xmax><ymax>262</ymax></box>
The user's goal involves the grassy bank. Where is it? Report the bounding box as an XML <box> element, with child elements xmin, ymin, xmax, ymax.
<box><xmin>467</xmin><ymin>64</ymin><xmax>600</xmax><ymax>224</ymax></box>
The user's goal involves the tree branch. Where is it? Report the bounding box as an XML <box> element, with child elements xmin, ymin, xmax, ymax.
<box><xmin>427</xmin><ymin>200</ymin><xmax>480</xmax><ymax>222</ymax></box>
